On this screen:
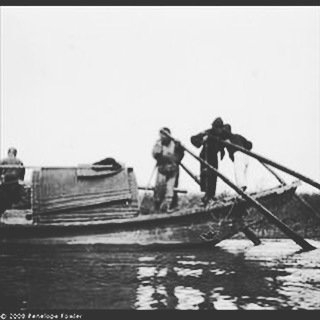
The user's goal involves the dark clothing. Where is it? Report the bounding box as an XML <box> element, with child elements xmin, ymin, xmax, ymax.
<box><xmin>0</xmin><ymin>183</ymin><xmax>21</xmax><ymax>213</ymax></box>
<box><xmin>199</xmin><ymin>144</ymin><xmax>218</xmax><ymax>198</ymax></box>
<box><xmin>93</xmin><ymin>157</ymin><xmax>122</xmax><ymax>171</ymax></box>
<box><xmin>0</xmin><ymin>157</ymin><xmax>25</xmax><ymax>183</ymax></box>
<box><xmin>226</xmin><ymin>134</ymin><xmax>253</xmax><ymax>162</ymax></box>
<box><xmin>191</xmin><ymin>128</ymin><xmax>226</xmax><ymax>199</ymax></box>
<box><xmin>0</xmin><ymin>157</ymin><xmax>25</xmax><ymax>214</ymax></box>
<box><xmin>152</xmin><ymin>140</ymin><xmax>184</xmax><ymax>178</ymax></box>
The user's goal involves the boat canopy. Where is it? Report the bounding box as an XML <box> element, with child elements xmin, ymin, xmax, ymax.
<box><xmin>32</xmin><ymin>166</ymin><xmax>139</xmax><ymax>224</ymax></box>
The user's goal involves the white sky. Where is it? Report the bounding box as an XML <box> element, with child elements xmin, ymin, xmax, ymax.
<box><xmin>0</xmin><ymin>6</ymin><xmax>319</xmax><ymax>194</ymax></box>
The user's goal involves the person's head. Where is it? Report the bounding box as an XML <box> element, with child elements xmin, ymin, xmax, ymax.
<box><xmin>159</xmin><ymin>127</ymin><xmax>171</xmax><ymax>144</ymax></box>
<box><xmin>8</xmin><ymin>147</ymin><xmax>17</xmax><ymax>158</ymax></box>
<box><xmin>223</xmin><ymin>124</ymin><xmax>232</xmax><ymax>138</ymax></box>
<box><xmin>211</xmin><ymin>117</ymin><xmax>224</xmax><ymax>129</ymax></box>
<box><xmin>223</xmin><ymin>124</ymin><xmax>231</xmax><ymax>132</ymax></box>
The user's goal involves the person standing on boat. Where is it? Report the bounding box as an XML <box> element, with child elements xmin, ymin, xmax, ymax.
<box><xmin>191</xmin><ymin>117</ymin><xmax>227</xmax><ymax>206</ymax></box>
<box><xmin>152</xmin><ymin>127</ymin><xmax>184</xmax><ymax>213</ymax></box>
<box><xmin>0</xmin><ymin>147</ymin><xmax>25</xmax><ymax>213</ymax></box>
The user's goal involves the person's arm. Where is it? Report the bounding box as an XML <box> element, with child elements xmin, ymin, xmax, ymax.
<box><xmin>152</xmin><ymin>141</ymin><xmax>163</xmax><ymax>162</ymax></box>
<box><xmin>245</xmin><ymin>140</ymin><xmax>253</xmax><ymax>151</ymax></box>
<box><xmin>191</xmin><ymin>132</ymin><xmax>206</xmax><ymax>148</ymax></box>
<box><xmin>174</xmin><ymin>141</ymin><xmax>185</xmax><ymax>163</ymax></box>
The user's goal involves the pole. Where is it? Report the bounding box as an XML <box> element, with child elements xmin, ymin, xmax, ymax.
<box><xmin>241</xmin><ymin>227</ymin><xmax>262</xmax><ymax>246</ymax></box>
<box><xmin>139</xmin><ymin>165</ymin><xmax>157</xmax><ymax>209</ymax></box>
<box><xmin>214</xmin><ymin>138</ymin><xmax>320</xmax><ymax>191</ymax></box>
<box><xmin>260</xmin><ymin>162</ymin><xmax>286</xmax><ymax>185</ymax></box>
<box><xmin>179</xmin><ymin>162</ymin><xmax>201</xmax><ymax>185</ymax></box>
<box><xmin>161</xmin><ymin>130</ymin><xmax>316</xmax><ymax>251</ymax></box>
<box><xmin>138</xmin><ymin>186</ymin><xmax>187</xmax><ymax>194</ymax></box>
<box><xmin>261</xmin><ymin>162</ymin><xmax>320</xmax><ymax>220</ymax></box>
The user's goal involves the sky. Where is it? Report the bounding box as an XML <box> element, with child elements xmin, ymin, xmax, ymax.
<box><xmin>0</xmin><ymin>6</ymin><xmax>319</xmax><ymax>194</ymax></box>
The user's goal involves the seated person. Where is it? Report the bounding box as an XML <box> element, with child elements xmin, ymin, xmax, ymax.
<box><xmin>0</xmin><ymin>147</ymin><xmax>25</xmax><ymax>213</ymax></box>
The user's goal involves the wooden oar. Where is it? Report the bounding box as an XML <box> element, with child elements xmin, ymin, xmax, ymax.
<box><xmin>260</xmin><ymin>162</ymin><xmax>320</xmax><ymax>220</ymax></box>
<box><xmin>179</xmin><ymin>162</ymin><xmax>201</xmax><ymax>185</ymax></box>
<box><xmin>213</xmin><ymin>138</ymin><xmax>320</xmax><ymax>191</ymax></box>
<box><xmin>161</xmin><ymin>130</ymin><xmax>316</xmax><ymax>251</ymax></box>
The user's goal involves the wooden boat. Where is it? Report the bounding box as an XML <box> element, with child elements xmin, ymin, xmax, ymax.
<box><xmin>0</xmin><ymin>164</ymin><xmax>300</xmax><ymax>244</ymax></box>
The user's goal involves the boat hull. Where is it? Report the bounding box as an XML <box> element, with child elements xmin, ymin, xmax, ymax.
<box><xmin>0</xmin><ymin>182</ymin><xmax>299</xmax><ymax>244</ymax></box>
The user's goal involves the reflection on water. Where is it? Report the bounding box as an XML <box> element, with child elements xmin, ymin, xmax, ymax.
<box><xmin>0</xmin><ymin>239</ymin><xmax>319</xmax><ymax>309</ymax></box>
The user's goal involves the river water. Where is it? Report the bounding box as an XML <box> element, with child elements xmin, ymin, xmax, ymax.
<box><xmin>0</xmin><ymin>239</ymin><xmax>319</xmax><ymax>310</ymax></box>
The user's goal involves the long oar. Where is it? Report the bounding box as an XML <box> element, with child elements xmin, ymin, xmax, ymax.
<box><xmin>161</xmin><ymin>130</ymin><xmax>316</xmax><ymax>251</ymax></box>
<box><xmin>139</xmin><ymin>165</ymin><xmax>157</xmax><ymax>205</ymax></box>
<box><xmin>260</xmin><ymin>162</ymin><xmax>320</xmax><ymax>220</ymax></box>
<box><xmin>213</xmin><ymin>138</ymin><xmax>320</xmax><ymax>191</ymax></box>
<box><xmin>179</xmin><ymin>162</ymin><xmax>201</xmax><ymax>185</ymax></box>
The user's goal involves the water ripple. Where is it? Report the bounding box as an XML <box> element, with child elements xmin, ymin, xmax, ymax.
<box><xmin>0</xmin><ymin>239</ymin><xmax>319</xmax><ymax>309</ymax></box>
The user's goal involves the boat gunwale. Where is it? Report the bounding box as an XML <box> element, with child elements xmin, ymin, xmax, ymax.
<box><xmin>0</xmin><ymin>180</ymin><xmax>300</xmax><ymax>230</ymax></box>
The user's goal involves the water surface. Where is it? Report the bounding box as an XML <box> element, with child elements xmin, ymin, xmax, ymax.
<box><xmin>0</xmin><ymin>239</ymin><xmax>319</xmax><ymax>310</ymax></box>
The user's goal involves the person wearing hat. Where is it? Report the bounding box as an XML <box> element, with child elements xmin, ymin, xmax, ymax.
<box><xmin>152</xmin><ymin>127</ymin><xmax>184</xmax><ymax>213</ymax></box>
<box><xmin>191</xmin><ymin>117</ymin><xmax>228</xmax><ymax>206</ymax></box>
<box><xmin>0</xmin><ymin>147</ymin><xmax>25</xmax><ymax>214</ymax></box>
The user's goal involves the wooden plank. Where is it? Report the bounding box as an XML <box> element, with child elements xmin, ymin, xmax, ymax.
<box><xmin>33</xmin><ymin>167</ymin><xmax>140</xmax><ymax>224</ymax></box>
<box><xmin>39</xmin><ymin>188</ymin><xmax>131</xmax><ymax>203</ymax></box>
<box><xmin>33</xmin><ymin>167</ymin><xmax>134</xmax><ymax>216</ymax></box>
<box><xmin>38</xmin><ymin>212</ymin><xmax>138</xmax><ymax>221</ymax></box>
<box><xmin>41</xmin><ymin>207</ymin><xmax>139</xmax><ymax>217</ymax></box>
<box><xmin>37</xmin><ymin>192</ymin><xmax>132</xmax><ymax>212</ymax></box>
<box><xmin>38</xmin><ymin>167</ymin><xmax>130</xmax><ymax>205</ymax></box>
<box><xmin>38</xmin><ymin>214</ymin><xmax>138</xmax><ymax>224</ymax></box>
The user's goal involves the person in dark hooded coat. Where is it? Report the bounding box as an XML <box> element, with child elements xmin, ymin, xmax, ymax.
<box><xmin>191</xmin><ymin>117</ymin><xmax>228</xmax><ymax>205</ymax></box>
